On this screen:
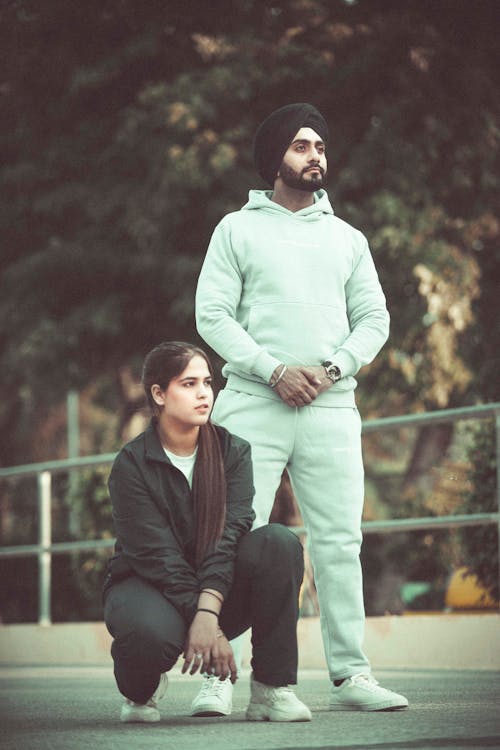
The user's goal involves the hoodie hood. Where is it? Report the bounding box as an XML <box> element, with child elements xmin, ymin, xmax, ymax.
<box><xmin>242</xmin><ymin>189</ymin><xmax>334</xmax><ymax>221</ymax></box>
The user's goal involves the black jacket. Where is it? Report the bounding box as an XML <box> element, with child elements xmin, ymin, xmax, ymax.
<box><xmin>105</xmin><ymin>421</ymin><xmax>255</xmax><ymax>622</ymax></box>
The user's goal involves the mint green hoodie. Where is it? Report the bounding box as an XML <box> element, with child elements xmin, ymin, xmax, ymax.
<box><xmin>196</xmin><ymin>189</ymin><xmax>389</xmax><ymax>406</ymax></box>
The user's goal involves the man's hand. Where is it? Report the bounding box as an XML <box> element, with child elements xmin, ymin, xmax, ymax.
<box><xmin>306</xmin><ymin>365</ymin><xmax>334</xmax><ymax>396</ymax></box>
<box><xmin>271</xmin><ymin>365</ymin><xmax>324</xmax><ymax>407</ymax></box>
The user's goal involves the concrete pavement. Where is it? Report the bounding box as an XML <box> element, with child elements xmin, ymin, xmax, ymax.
<box><xmin>1</xmin><ymin>666</ymin><xmax>499</xmax><ymax>750</ymax></box>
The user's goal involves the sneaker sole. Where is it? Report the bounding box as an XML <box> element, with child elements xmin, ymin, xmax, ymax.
<box><xmin>191</xmin><ymin>701</ymin><xmax>232</xmax><ymax>717</ymax></box>
<box><xmin>246</xmin><ymin>707</ymin><xmax>312</xmax><ymax>722</ymax></box>
<box><xmin>329</xmin><ymin>702</ymin><xmax>408</xmax><ymax>712</ymax></box>
<box><xmin>120</xmin><ymin>712</ymin><xmax>161</xmax><ymax>723</ymax></box>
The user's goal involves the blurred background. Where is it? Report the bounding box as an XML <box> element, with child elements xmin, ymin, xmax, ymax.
<box><xmin>1</xmin><ymin>0</ymin><xmax>499</xmax><ymax>624</ymax></box>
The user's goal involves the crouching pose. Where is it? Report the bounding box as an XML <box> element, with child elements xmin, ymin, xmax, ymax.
<box><xmin>103</xmin><ymin>341</ymin><xmax>311</xmax><ymax>723</ymax></box>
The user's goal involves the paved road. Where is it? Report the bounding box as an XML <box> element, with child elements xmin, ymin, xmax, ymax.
<box><xmin>1</xmin><ymin>667</ymin><xmax>499</xmax><ymax>750</ymax></box>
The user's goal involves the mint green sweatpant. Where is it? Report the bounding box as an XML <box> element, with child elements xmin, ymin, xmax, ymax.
<box><xmin>212</xmin><ymin>388</ymin><xmax>371</xmax><ymax>681</ymax></box>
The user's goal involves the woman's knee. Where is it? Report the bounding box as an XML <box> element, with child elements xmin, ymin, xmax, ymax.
<box><xmin>264</xmin><ymin>522</ymin><xmax>302</xmax><ymax>551</ymax></box>
<box><xmin>105</xmin><ymin>581</ymin><xmax>185</xmax><ymax>667</ymax></box>
<box><xmin>271</xmin><ymin>523</ymin><xmax>304</xmax><ymax>574</ymax></box>
<box><xmin>111</xmin><ymin>619</ymin><xmax>182</xmax><ymax>667</ymax></box>
<box><xmin>241</xmin><ymin>523</ymin><xmax>304</xmax><ymax>578</ymax></box>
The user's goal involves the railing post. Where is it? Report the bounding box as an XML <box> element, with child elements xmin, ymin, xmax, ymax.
<box><xmin>37</xmin><ymin>471</ymin><xmax>52</xmax><ymax>625</ymax></box>
<box><xmin>67</xmin><ymin>390</ymin><xmax>80</xmax><ymax>461</ymax></box>
<box><xmin>67</xmin><ymin>390</ymin><xmax>81</xmax><ymax>537</ymax></box>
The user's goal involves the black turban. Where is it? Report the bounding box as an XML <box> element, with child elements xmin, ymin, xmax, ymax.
<box><xmin>253</xmin><ymin>103</ymin><xmax>329</xmax><ymax>187</ymax></box>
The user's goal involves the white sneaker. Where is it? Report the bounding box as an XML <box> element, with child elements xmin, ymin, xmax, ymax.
<box><xmin>246</xmin><ymin>673</ymin><xmax>312</xmax><ymax>722</ymax></box>
<box><xmin>190</xmin><ymin>674</ymin><xmax>233</xmax><ymax>717</ymax></box>
<box><xmin>120</xmin><ymin>673</ymin><xmax>168</xmax><ymax>723</ymax></box>
<box><xmin>329</xmin><ymin>673</ymin><xmax>408</xmax><ymax>711</ymax></box>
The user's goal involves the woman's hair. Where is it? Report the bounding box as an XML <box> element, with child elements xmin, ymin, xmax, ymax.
<box><xmin>142</xmin><ymin>341</ymin><xmax>226</xmax><ymax>567</ymax></box>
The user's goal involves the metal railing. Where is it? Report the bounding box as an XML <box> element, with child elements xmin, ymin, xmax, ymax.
<box><xmin>1</xmin><ymin>402</ymin><xmax>499</xmax><ymax>624</ymax></box>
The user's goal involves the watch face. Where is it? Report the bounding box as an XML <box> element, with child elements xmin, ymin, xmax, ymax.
<box><xmin>326</xmin><ymin>364</ymin><xmax>341</xmax><ymax>381</ymax></box>
<box><xmin>322</xmin><ymin>361</ymin><xmax>341</xmax><ymax>382</ymax></box>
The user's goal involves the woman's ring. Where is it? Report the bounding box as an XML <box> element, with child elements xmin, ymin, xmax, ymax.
<box><xmin>195</xmin><ymin>653</ymin><xmax>202</xmax><ymax>659</ymax></box>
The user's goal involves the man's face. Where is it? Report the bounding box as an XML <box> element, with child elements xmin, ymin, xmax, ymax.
<box><xmin>277</xmin><ymin>127</ymin><xmax>327</xmax><ymax>192</ymax></box>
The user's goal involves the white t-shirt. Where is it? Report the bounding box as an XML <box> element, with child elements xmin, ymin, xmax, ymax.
<box><xmin>164</xmin><ymin>447</ymin><xmax>197</xmax><ymax>488</ymax></box>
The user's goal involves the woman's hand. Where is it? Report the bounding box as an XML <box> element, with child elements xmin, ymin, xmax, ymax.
<box><xmin>211</xmin><ymin>630</ymin><xmax>237</xmax><ymax>683</ymax></box>
<box><xmin>182</xmin><ymin>610</ymin><xmax>219</xmax><ymax>676</ymax></box>
<box><xmin>182</xmin><ymin>614</ymin><xmax>237</xmax><ymax>683</ymax></box>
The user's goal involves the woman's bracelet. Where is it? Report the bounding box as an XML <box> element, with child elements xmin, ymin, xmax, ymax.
<box><xmin>270</xmin><ymin>364</ymin><xmax>287</xmax><ymax>389</ymax></box>
<box><xmin>201</xmin><ymin>589</ymin><xmax>224</xmax><ymax>605</ymax></box>
<box><xmin>196</xmin><ymin>608</ymin><xmax>219</xmax><ymax>617</ymax></box>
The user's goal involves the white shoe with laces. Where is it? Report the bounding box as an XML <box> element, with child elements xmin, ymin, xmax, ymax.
<box><xmin>246</xmin><ymin>673</ymin><xmax>312</xmax><ymax>722</ymax></box>
<box><xmin>329</xmin><ymin>673</ymin><xmax>408</xmax><ymax>711</ymax></box>
<box><xmin>120</xmin><ymin>672</ymin><xmax>168</xmax><ymax>723</ymax></box>
<box><xmin>190</xmin><ymin>674</ymin><xmax>234</xmax><ymax>717</ymax></box>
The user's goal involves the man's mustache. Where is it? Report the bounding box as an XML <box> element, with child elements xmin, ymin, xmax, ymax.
<box><xmin>303</xmin><ymin>165</ymin><xmax>325</xmax><ymax>176</ymax></box>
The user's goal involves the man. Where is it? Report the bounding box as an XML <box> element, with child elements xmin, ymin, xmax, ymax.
<box><xmin>194</xmin><ymin>102</ymin><xmax>408</xmax><ymax>713</ymax></box>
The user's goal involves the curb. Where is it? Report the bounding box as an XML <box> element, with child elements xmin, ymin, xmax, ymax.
<box><xmin>1</xmin><ymin>614</ymin><xmax>499</xmax><ymax>670</ymax></box>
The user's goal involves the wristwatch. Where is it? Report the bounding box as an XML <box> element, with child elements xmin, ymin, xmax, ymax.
<box><xmin>321</xmin><ymin>360</ymin><xmax>342</xmax><ymax>383</ymax></box>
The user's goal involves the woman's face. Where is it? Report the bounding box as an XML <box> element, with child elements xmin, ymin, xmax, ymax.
<box><xmin>152</xmin><ymin>354</ymin><xmax>214</xmax><ymax>429</ymax></box>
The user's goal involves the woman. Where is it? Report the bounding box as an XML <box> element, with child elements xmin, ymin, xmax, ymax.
<box><xmin>103</xmin><ymin>341</ymin><xmax>311</xmax><ymax>723</ymax></box>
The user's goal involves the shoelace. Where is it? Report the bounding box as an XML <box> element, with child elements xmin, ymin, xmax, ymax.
<box><xmin>349</xmin><ymin>673</ymin><xmax>380</xmax><ymax>691</ymax></box>
<box><xmin>201</xmin><ymin>676</ymin><xmax>230</xmax><ymax>696</ymax></box>
<box><xmin>262</xmin><ymin>684</ymin><xmax>294</xmax><ymax>704</ymax></box>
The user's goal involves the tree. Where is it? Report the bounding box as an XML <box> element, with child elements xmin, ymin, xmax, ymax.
<box><xmin>459</xmin><ymin>420</ymin><xmax>498</xmax><ymax>602</ymax></box>
<box><xmin>1</xmin><ymin>0</ymin><xmax>499</xmax><ymax>619</ymax></box>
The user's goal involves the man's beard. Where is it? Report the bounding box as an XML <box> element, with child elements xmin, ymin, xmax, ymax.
<box><xmin>278</xmin><ymin>162</ymin><xmax>327</xmax><ymax>192</ymax></box>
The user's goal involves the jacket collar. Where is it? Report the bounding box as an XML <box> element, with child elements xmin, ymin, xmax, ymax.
<box><xmin>144</xmin><ymin>419</ymin><xmax>171</xmax><ymax>464</ymax></box>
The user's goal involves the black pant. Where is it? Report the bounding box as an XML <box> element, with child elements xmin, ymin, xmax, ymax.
<box><xmin>103</xmin><ymin>523</ymin><xmax>304</xmax><ymax>703</ymax></box>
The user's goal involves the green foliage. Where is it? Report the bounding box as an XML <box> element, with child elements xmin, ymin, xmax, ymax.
<box><xmin>0</xmin><ymin>478</ymin><xmax>39</xmax><ymax>623</ymax></box>
<box><xmin>0</xmin><ymin>469</ymin><xmax>114</xmax><ymax>622</ymax></box>
<box><xmin>460</xmin><ymin>420</ymin><xmax>499</xmax><ymax>602</ymax></box>
<box><xmin>2</xmin><ymin>1</ymin><xmax>499</xmax><ymax>453</ymax></box>
<box><xmin>1</xmin><ymin>0</ymin><xmax>500</xmax><ymax>619</ymax></box>
<box><xmin>65</xmin><ymin>468</ymin><xmax>114</xmax><ymax>538</ymax></box>
<box><xmin>361</xmin><ymin>427</ymin><xmax>463</xmax><ymax>615</ymax></box>
<box><xmin>55</xmin><ymin>469</ymin><xmax>114</xmax><ymax>621</ymax></box>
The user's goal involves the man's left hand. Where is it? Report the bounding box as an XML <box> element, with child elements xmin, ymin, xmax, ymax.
<box><xmin>306</xmin><ymin>365</ymin><xmax>334</xmax><ymax>395</ymax></box>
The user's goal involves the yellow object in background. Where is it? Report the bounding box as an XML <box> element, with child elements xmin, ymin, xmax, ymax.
<box><xmin>445</xmin><ymin>567</ymin><xmax>497</xmax><ymax>610</ymax></box>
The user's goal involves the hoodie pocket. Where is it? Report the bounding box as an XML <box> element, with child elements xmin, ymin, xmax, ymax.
<box><xmin>247</xmin><ymin>301</ymin><xmax>350</xmax><ymax>365</ymax></box>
